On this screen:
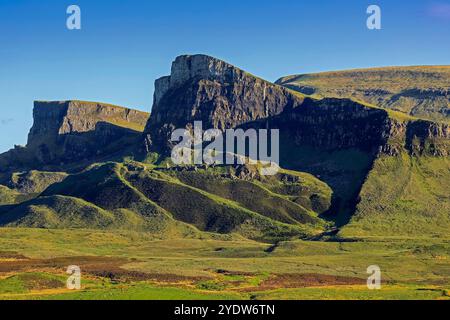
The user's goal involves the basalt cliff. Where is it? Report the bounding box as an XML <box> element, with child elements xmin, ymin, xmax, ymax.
<box><xmin>0</xmin><ymin>100</ymin><xmax>149</xmax><ymax>172</ymax></box>
<box><xmin>144</xmin><ymin>55</ymin><xmax>449</xmax><ymax>157</ymax></box>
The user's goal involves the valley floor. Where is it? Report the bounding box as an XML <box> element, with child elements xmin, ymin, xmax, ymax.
<box><xmin>0</xmin><ymin>228</ymin><xmax>448</xmax><ymax>300</ymax></box>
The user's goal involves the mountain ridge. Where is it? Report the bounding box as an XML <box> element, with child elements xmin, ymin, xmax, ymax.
<box><xmin>276</xmin><ymin>65</ymin><xmax>450</xmax><ymax>122</ymax></box>
<box><xmin>0</xmin><ymin>54</ymin><xmax>448</xmax><ymax>241</ymax></box>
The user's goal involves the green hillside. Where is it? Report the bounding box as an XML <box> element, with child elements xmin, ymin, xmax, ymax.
<box><xmin>277</xmin><ymin>66</ymin><xmax>450</xmax><ymax>122</ymax></box>
<box><xmin>0</xmin><ymin>185</ymin><xmax>21</xmax><ymax>205</ymax></box>
<box><xmin>0</xmin><ymin>162</ymin><xmax>334</xmax><ymax>242</ymax></box>
<box><xmin>7</xmin><ymin>170</ymin><xmax>68</xmax><ymax>194</ymax></box>
<box><xmin>341</xmin><ymin>153</ymin><xmax>450</xmax><ymax>238</ymax></box>
<box><xmin>0</xmin><ymin>195</ymin><xmax>116</xmax><ymax>229</ymax></box>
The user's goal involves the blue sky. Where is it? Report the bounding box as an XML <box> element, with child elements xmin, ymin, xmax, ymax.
<box><xmin>0</xmin><ymin>0</ymin><xmax>449</xmax><ymax>152</ymax></box>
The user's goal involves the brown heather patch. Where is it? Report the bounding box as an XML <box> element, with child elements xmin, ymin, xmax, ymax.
<box><xmin>215</xmin><ymin>269</ymin><xmax>255</xmax><ymax>276</ymax></box>
<box><xmin>242</xmin><ymin>273</ymin><xmax>364</xmax><ymax>292</ymax></box>
<box><xmin>0</xmin><ymin>256</ymin><xmax>125</xmax><ymax>274</ymax></box>
<box><xmin>0</xmin><ymin>251</ymin><xmax>29</xmax><ymax>260</ymax></box>
<box><xmin>18</xmin><ymin>273</ymin><xmax>63</xmax><ymax>291</ymax></box>
<box><xmin>0</xmin><ymin>254</ymin><xmax>207</xmax><ymax>284</ymax></box>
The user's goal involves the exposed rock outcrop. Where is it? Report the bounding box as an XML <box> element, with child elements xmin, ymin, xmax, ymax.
<box><xmin>382</xmin><ymin>118</ymin><xmax>450</xmax><ymax>156</ymax></box>
<box><xmin>143</xmin><ymin>54</ymin><xmax>450</xmax><ymax>226</ymax></box>
<box><xmin>0</xmin><ymin>101</ymin><xmax>149</xmax><ymax>171</ymax></box>
<box><xmin>28</xmin><ymin>100</ymin><xmax>148</xmax><ymax>147</ymax></box>
<box><xmin>144</xmin><ymin>54</ymin><xmax>449</xmax><ymax>157</ymax></box>
<box><xmin>144</xmin><ymin>54</ymin><xmax>303</xmax><ymax>152</ymax></box>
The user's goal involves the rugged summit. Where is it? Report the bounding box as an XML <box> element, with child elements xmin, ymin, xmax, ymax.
<box><xmin>145</xmin><ymin>55</ymin><xmax>449</xmax><ymax>157</ymax></box>
<box><xmin>144</xmin><ymin>54</ymin><xmax>303</xmax><ymax>152</ymax></box>
<box><xmin>0</xmin><ymin>100</ymin><xmax>149</xmax><ymax>171</ymax></box>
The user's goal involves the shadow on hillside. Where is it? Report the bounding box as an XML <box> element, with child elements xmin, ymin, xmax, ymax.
<box><xmin>235</xmin><ymin>101</ymin><xmax>390</xmax><ymax>228</ymax></box>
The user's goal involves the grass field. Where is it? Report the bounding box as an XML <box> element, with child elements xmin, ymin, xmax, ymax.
<box><xmin>0</xmin><ymin>228</ymin><xmax>447</xmax><ymax>300</ymax></box>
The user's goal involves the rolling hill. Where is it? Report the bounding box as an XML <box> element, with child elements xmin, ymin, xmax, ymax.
<box><xmin>0</xmin><ymin>161</ymin><xmax>331</xmax><ymax>242</ymax></box>
<box><xmin>276</xmin><ymin>66</ymin><xmax>450</xmax><ymax>122</ymax></box>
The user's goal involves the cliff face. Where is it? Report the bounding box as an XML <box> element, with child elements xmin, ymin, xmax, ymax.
<box><xmin>144</xmin><ymin>54</ymin><xmax>449</xmax><ymax>157</ymax></box>
<box><xmin>0</xmin><ymin>101</ymin><xmax>149</xmax><ymax>171</ymax></box>
<box><xmin>144</xmin><ymin>54</ymin><xmax>303</xmax><ymax>152</ymax></box>
<box><xmin>260</xmin><ymin>98</ymin><xmax>390</xmax><ymax>152</ymax></box>
<box><xmin>29</xmin><ymin>101</ymin><xmax>148</xmax><ymax>147</ymax></box>
<box><xmin>384</xmin><ymin>118</ymin><xmax>450</xmax><ymax>157</ymax></box>
<box><xmin>143</xmin><ymin>55</ymin><xmax>450</xmax><ymax>227</ymax></box>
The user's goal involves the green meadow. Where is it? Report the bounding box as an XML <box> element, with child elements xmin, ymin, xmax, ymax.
<box><xmin>0</xmin><ymin>228</ymin><xmax>448</xmax><ymax>300</ymax></box>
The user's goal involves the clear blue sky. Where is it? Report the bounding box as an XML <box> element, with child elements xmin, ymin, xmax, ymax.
<box><xmin>0</xmin><ymin>0</ymin><xmax>449</xmax><ymax>152</ymax></box>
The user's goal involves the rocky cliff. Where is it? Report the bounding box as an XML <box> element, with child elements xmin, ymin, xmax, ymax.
<box><xmin>143</xmin><ymin>55</ymin><xmax>450</xmax><ymax>226</ymax></box>
<box><xmin>29</xmin><ymin>100</ymin><xmax>148</xmax><ymax>146</ymax></box>
<box><xmin>144</xmin><ymin>54</ymin><xmax>304</xmax><ymax>152</ymax></box>
<box><xmin>144</xmin><ymin>55</ymin><xmax>449</xmax><ymax>157</ymax></box>
<box><xmin>384</xmin><ymin>118</ymin><xmax>450</xmax><ymax>157</ymax></box>
<box><xmin>0</xmin><ymin>101</ymin><xmax>149</xmax><ymax>171</ymax></box>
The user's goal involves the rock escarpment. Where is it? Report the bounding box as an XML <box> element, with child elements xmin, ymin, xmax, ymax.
<box><xmin>29</xmin><ymin>101</ymin><xmax>148</xmax><ymax>146</ymax></box>
<box><xmin>144</xmin><ymin>55</ymin><xmax>449</xmax><ymax>157</ymax></box>
<box><xmin>383</xmin><ymin>118</ymin><xmax>450</xmax><ymax>157</ymax></box>
<box><xmin>0</xmin><ymin>101</ymin><xmax>149</xmax><ymax>171</ymax></box>
<box><xmin>143</xmin><ymin>55</ymin><xmax>450</xmax><ymax>227</ymax></box>
<box><xmin>144</xmin><ymin>54</ymin><xmax>303</xmax><ymax>152</ymax></box>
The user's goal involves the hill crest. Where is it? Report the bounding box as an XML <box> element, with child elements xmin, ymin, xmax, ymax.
<box><xmin>276</xmin><ymin>66</ymin><xmax>450</xmax><ymax>122</ymax></box>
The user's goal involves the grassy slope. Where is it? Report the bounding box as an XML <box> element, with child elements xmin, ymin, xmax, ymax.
<box><xmin>0</xmin><ymin>163</ymin><xmax>196</xmax><ymax>238</ymax></box>
<box><xmin>277</xmin><ymin>66</ymin><xmax>450</xmax><ymax>122</ymax></box>
<box><xmin>0</xmin><ymin>195</ymin><xmax>117</xmax><ymax>229</ymax></box>
<box><xmin>0</xmin><ymin>162</ymin><xmax>328</xmax><ymax>242</ymax></box>
<box><xmin>165</xmin><ymin>169</ymin><xmax>330</xmax><ymax>222</ymax></box>
<box><xmin>0</xmin><ymin>186</ymin><xmax>21</xmax><ymax>205</ymax></box>
<box><xmin>123</xmin><ymin>165</ymin><xmax>327</xmax><ymax>241</ymax></box>
<box><xmin>341</xmin><ymin>153</ymin><xmax>450</xmax><ymax>238</ymax></box>
<box><xmin>8</xmin><ymin>170</ymin><xmax>68</xmax><ymax>194</ymax></box>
